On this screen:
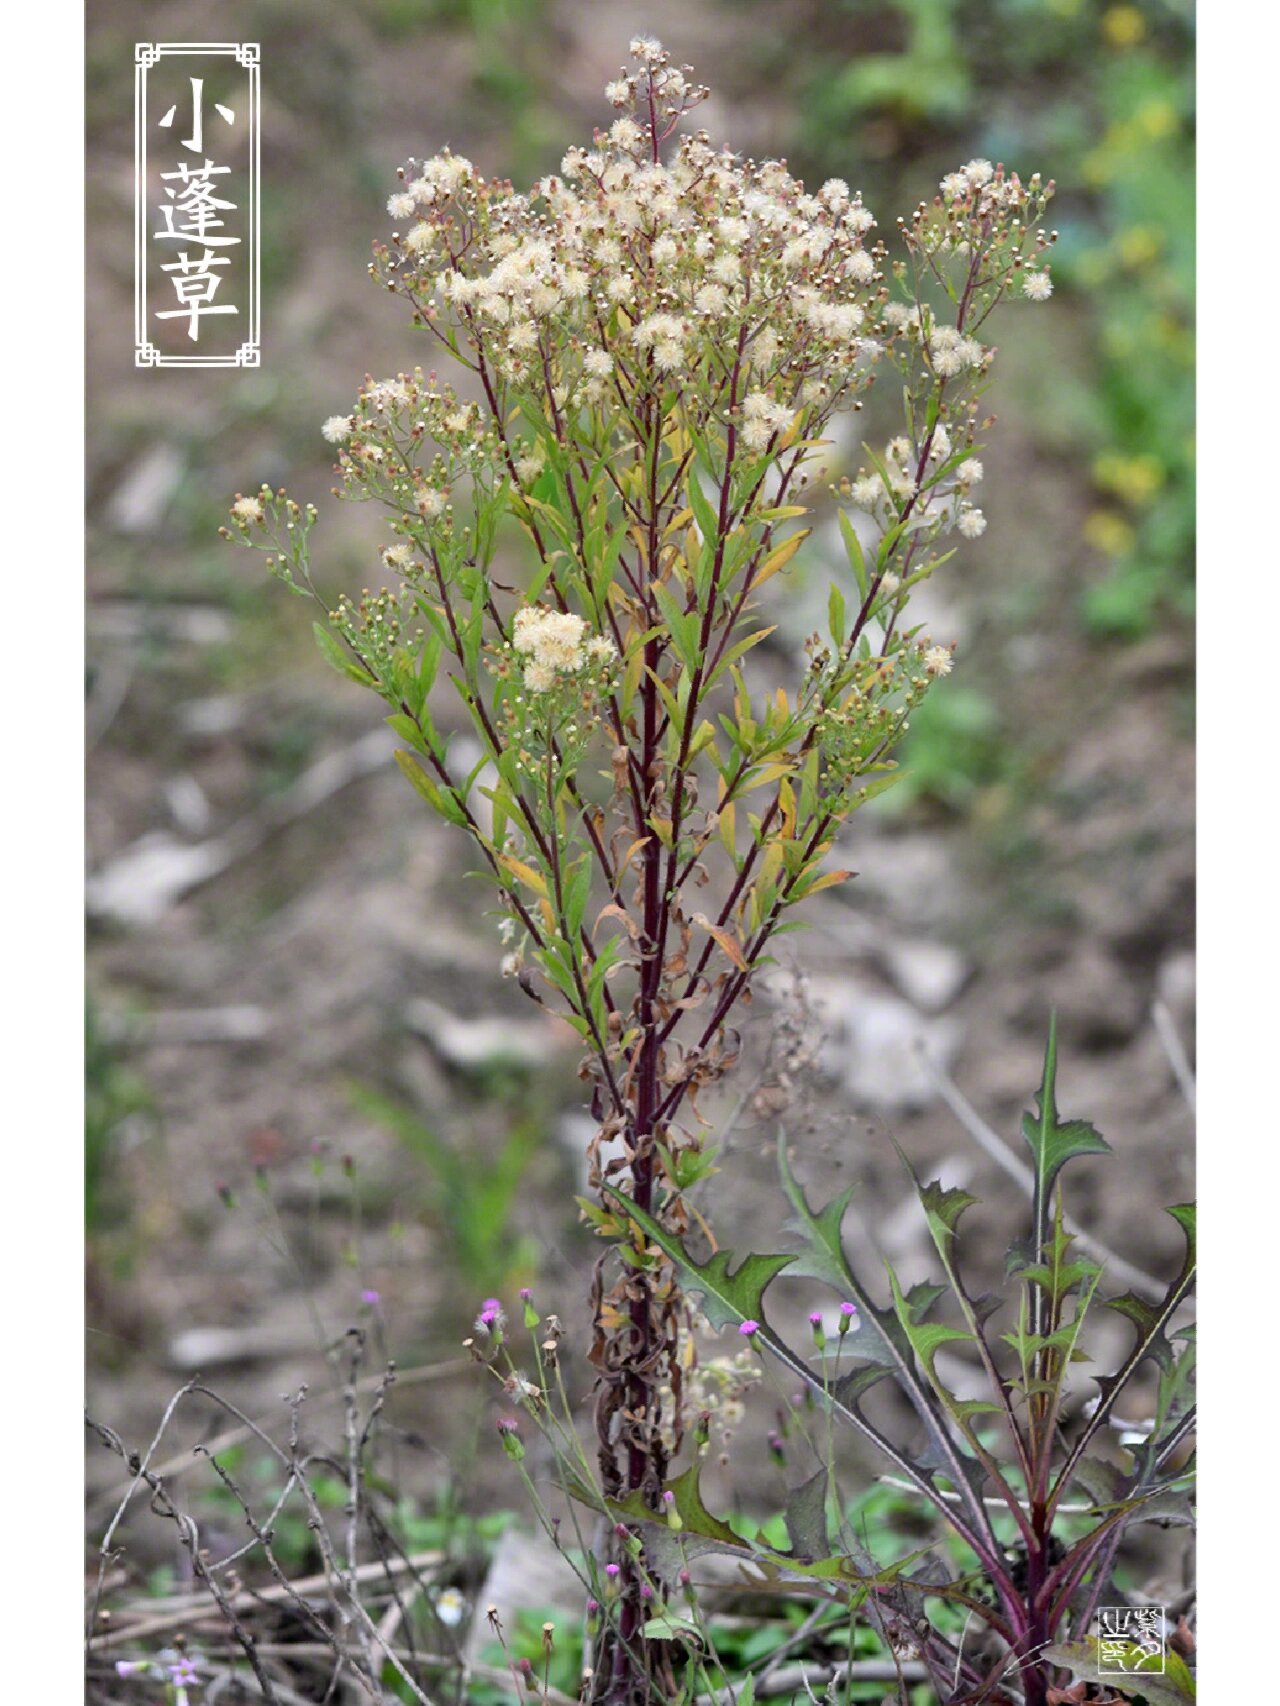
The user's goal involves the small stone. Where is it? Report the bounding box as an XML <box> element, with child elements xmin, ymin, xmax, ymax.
<box><xmin>880</xmin><ymin>937</ymin><xmax>970</xmax><ymax>1013</ymax></box>
<box><xmin>811</xmin><ymin>980</ymin><xmax>961</xmax><ymax>1112</ymax></box>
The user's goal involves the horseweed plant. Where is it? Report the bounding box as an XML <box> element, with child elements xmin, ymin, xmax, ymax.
<box><xmin>226</xmin><ymin>37</ymin><xmax>1061</xmax><ymax>1702</ymax></box>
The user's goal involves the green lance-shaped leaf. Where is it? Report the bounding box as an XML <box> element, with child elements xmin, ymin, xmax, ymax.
<box><xmin>1044</xmin><ymin>1641</ymin><xmax>1196</xmax><ymax>1705</ymax></box>
<box><xmin>313</xmin><ymin>620</ymin><xmax>376</xmax><ymax>687</ymax></box>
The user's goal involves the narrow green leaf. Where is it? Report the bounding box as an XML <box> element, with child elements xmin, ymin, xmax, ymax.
<box><xmin>313</xmin><ymin>621</ymin><xmax>376</xmax><ymax>686</ymax></box>
<box><xmin>1044</xmin><ymin>1641</ymin><xmax>1196</xmax><ymax>1705</ymax></box>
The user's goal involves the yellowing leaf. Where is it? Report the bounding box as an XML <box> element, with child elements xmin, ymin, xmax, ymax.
<box><xmin>498</xmin><ymin>852</ymin><xmax>548</xmax><ymax>899</ymax></box>
<box><xmin>718</xmin><ymin>801</ymin><xmax>737</xmax><ymax>855</ymax></box>
<box><xmin>804</xmin><ymin>869</ymin><xmax>855</xmax><ymax>896</ymax></box>
<box><xmin>691</xmin><ymin>912</ymin><xmax>748</xmax><ymax>971</ymax></box>
<box><xmin>742</xmin><ymin>761</ymin><xmax>794</xmax><ymax>793</ymax></box>
<box><xmin>753</xmin><ymin>529</ymin><xmax>810</xmax><ymax>589</ymax></box>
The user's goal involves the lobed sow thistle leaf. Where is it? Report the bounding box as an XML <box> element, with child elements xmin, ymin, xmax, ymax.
<box><xmin>1050</xmin><ymin>1203</ymin><xmax>1195</xmax><ymax>1517</ymax></box>
<box><xmin>600</xmin><ymin>1183</ymin><xmax>795</xmax><ymax>1333</ymax></box>
<box><xmin>1022</xmin><ymin>1013</ymin><xmax>1112</xmax><ymax>1225</ymax></box>
<box><xmin>772</xmin><ymin>1140</ymin><xmax>1002</xmax><ymax>1568</ymax></box>
<box><xmin>783</xmin><ymin>1468</ymin><xmax>830</xmax><ymax>1563</ymax></box>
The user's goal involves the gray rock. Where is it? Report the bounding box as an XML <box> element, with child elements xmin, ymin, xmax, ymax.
<box><xmin>463</xmin><ymin>1526</ymin><xmax>584</xmax><ymax>1663</ymax></box>
<box><xmin>810</xmin><ymin>979</ymin><xmax>962</xmax><ymax>1112</ymax></box>
<box><xmin>879</xmin><ymin>936</ymin><xmax>970</xmax><ymax>1013</ymax></box>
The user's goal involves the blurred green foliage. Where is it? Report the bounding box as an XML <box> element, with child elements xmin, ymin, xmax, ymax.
<box><xmin>349</xmin><ymin>1081</ymin><xmax>544</xmax><ymax>1296</ymax></box>
<box><xmin>86</xmin><ymin>999</ymin><xmax>154</xmax><ymax>1235</ymax></box>
<box><xmin>774</xmin><ymin>0</ymin><xmax>1193</xmax><ymax>640</ymax></box>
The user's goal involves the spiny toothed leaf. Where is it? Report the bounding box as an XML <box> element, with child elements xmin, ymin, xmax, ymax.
<box><xmin>1105</xmin><ymin>1291</ymin><xmax>1175</xmax><ymax>1366</ymax></box>
<box><xmin>831</xmin><ymin>1363</ymin><xmax>894</xmax><ymax>1406</ymax></box>
<box><xmin>777</xmin><ymin>1138</ymin><xmax>858</xmax><ymax>1293</ymax></box>
<box><xmin>777</xmin><ymin>1137</ymin><xmax>915</xmax><ymax>1372</ymax></box>
<box><xmin>888</xmin><ymin>1268</ymin><xmax>977</xmax><ymax>1377</ymax></box>
<box><xmin>656</xmin><ymin>1462</ymin><xmax>742</xmax><ymax>1549</ymax></box>
<box><xmin>784</xmin><ymin>1468</ymin><xmax>830</xmax><ymax>1562</ymax></box>
<box><xmin>613</xmin><ymin>1465</ymin><xmax>925</xmax><ymax>1594</ymax></box>
<box><xmin>1022</xmin><ymin>1013</ymin><xmax>1112</xmax><ymax>1206</ymax></box>
<box><xmin>951</xmin><ymin>1398</ymin><xmax>1006</xmax><ymax>1421</ymax></box>
<box><xmin>971</xmin><ymin>1292</ymin><xmax>1002</xmax><ymax>1326</ymax></box>
<box><xmin>903</xmin><ymin>1279</ymin><xmax>949</xmax><ymax>1321</ymax></box>
<box><xmin>1050</xmin><ymin>1199</ymin><xmax>1196</xmax><ymax>1511</ymax></box>
<box><xmin>775</xmin><ymin>1137</ymin><xmax>1002</xmax><ymax>1567</ymax></box>
<box><xmin>1020</xmin><ymin>1257</ymin><xmax>1101</xmax><ymax>1299</ymax></box>
<box><xmin>608</xmin><ymin>1464</ymin><xmax>748</xmax><ymax>1579</ymax></box>
<box><xmin>610</xmin><ymin>1167</ymin><xmax>1002</xmax><ymax>1574</ymax></box>
<box><xmin>601</xmin><ymin>1183</ymin><xmax>795</xmax><ymax>1331</ymax></box>
<box><xmin>918</xmin><ymin>1176</ymin><xmax>980</xmax><ymax>1240</ymax></box>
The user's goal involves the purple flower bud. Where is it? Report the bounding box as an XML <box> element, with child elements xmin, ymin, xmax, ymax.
<box><xmin>605</xmin><ymin>1563</ymin><xmax>621</xmax><ymax>1578</ymax></box>
<box><xmin>361</xmin><ymin>1288</ymin><xmax>381</xmax><ymax>1306</ymax></box>
<box><xmin>739</xmin><ymin>1319</ymin><xmax>759</xmax><ymax>1337</ymax></box>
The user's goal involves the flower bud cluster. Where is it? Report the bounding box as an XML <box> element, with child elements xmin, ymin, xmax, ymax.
<box><xmin>811</xmin><ymin>636</ymin><xmax>954</xmax><ymax>808</ymax></box>
<box><xmin>486</xmin><ymin>607</ymin><xmax>622</xmax><ymax>777</ymax></box>
<box><xmin>326</xmin><ymin>368</ymin><xmax>504</xmax><ymax>542</ymax></box>
<box><xmin>371</xmin><ymin>38</ymin><xmax>891</xmax><ymax>458</ymax></box>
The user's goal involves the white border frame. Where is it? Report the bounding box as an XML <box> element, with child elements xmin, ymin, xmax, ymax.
<box><xmin>134</xmin><ymin>41</ymin><xmax>260</xmax><ymax>368</ymax></box>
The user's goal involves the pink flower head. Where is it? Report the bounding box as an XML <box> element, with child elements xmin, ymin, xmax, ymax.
<box><xmin>739</xmin><ymin>1319</ymin><xmax>759</xmax><ymax>1337</ymax></box>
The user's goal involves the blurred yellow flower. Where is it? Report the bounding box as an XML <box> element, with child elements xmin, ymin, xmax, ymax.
<box><xmin>1118</xmin><ymin>226</ymin><xmax>1161</xmax><ymax>269</ymax></box>
<box><xmin>1102</xmin><ymin>6</ymin><xmax>1147</xmax><ymax>47</ymax></box>
<box><xmin>1084</xmin><ymin>510</ymin><xmax>1136</xmax><ymax>557</ymax></box>
<box><xmin>1138</xmin><ymin>100</ymin><xmax>1179</xmax><ymax>140</ymax></box>
<box><xmin>1093</xmin><ymin>452</ymin><xmax>1164</xmax><ymax>507</ymax></box>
